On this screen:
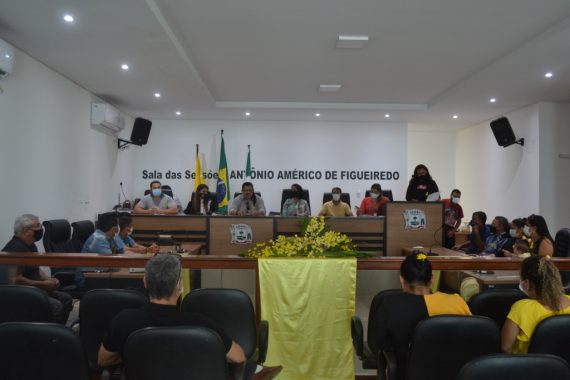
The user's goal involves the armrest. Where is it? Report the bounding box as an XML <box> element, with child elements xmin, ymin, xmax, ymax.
<box><xmin>257</xmin><ymin>320</ymin><xmax>269</xmax><ymax>363</ymax></box>
<box><xmin>381</xmin><ymin>350</ymin><xmax>397</xmax><ymax>380</ymax></box>
<box><xmin>351</xmin><ymin>316</ymin><xmax>364</xmax><ymax>357</ymax></box>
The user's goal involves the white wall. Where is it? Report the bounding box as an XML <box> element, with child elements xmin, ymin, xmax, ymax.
<box><xmin>132</xmin><ymin>120</ymin><xmax>408</xmax><ymax>214</ymax></box>
<box><xmin>0</xmin><ymin>48</ymin><xmax>136</xmax><ymax>246</ymax></box>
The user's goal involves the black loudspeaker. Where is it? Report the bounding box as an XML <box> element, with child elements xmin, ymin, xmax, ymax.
<box><xmin>130</xmin><ymin>118</ymin><xmax>152</xmax><ymax>146</ymax></box>
<box><xmin>490</xmin><ymin>117</ymin><xmax>523</xmax><ymax>147</ymax></box>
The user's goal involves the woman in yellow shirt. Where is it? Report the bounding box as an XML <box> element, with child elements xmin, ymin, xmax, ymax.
<box><xmin>502</xmin><ymin>255</ymin><xmax>570</xmax><ymax>353</ymax></box>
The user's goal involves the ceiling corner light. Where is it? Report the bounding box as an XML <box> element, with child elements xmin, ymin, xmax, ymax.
<box><xmin>384</xmin><ymin>113</ymin><xmax>390</xmax><ymax>118</ymax></box>
<box><xmin>545</xmin><ymin>72</ymin><xmax>553</xmax><ymax>78</ymax></box>
<box><xmin>319</xmin><ymin>84</ymin><xmax>342</xmax><ymax>92</ymax></box>
<box><xmin>315</xmin><ymin>113</ymin><xmax>321</xmax><ymax>117</ymax></box>
<box><xmin>154</xmin><ymin>92</ymin><xmax>161</xmax><ymax>98</ymax></box>
<box><xmin>489</xmin><ymin>98</ymin><xmax>496</xmax><ymax>103</ymax></box>
<box><xmin>63</xmin><ymin>14</ymin><xmax>74</xmax><ymax>23</ymax></box>
<box><xmin>336</xmin><ymin>35</ymin><xmax>369</xmax><ymax>49</ymax></box>
<box><xmin>452</xmin><ymin>114</ymin><xmax>459</xmax><ymax>119</ymax></box>
<box><xmin>121</xmin><ymin>64</ymin><xmax>129</xmax><ymax>71</ymax></box>
<box><xmin>4</xmin><ymin>54</ymin><xmax>10</xmax><ymax>59</ymax></box>
<box><xmin>175</xmin><ymin>111</ymin><xmax>181</xmax><ymax>116</ymax></box>
<box><xmin>245</xmin><ymin>112</ymin><xmax>251</xmax><ymax>117</ymax></box>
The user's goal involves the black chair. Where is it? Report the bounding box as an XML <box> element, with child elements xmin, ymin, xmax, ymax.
<box><xmin>280</xmin><ymin>188</ymin><xmax>311</xmax><ymax>214</ymax></box>
<box><xmin>401</xmin><ymin>315</ymin><xmax>500</xmax><ymax>380</ymax></box>
<box><xmin>78</xmin><ymin>289</ymin><xmax>148</xmax><ymax>374</ymax></box>
<box><xmin>322</xmin><ymin>192</ymin><xmax>351</xmax><ymax>207</ymax></box>
<box><xmin>529</xmin><ymin>314</ymin><xmax>570</xmax><ymax>363</ymax></box>
<box><xmin>144</xmin><ymin>189</ymin><xmax>151</xmax><ymax>196</ymax></box>
<box><xmin>184</xmin><ymin>191</ymin><xmax>219</xmax><ymax>214</ymax></box>
<box><xmin>0</xmin><ymin>285</ymin><xmax>53</xmax><ymax>323</ymax></box>
<box><xmin>181</xmin><ymin>288</ymin><xmax>268</xmax><ymax>364</ymax></box>
<box><xmin>72</xmin><ymin>220</ymin><xmax>95</xmax><ymax>251</ymax></box>
<box><xmin>457</xmin><ymin>353</ymin><xmax>570</xmax><ymax>380</ymax></box>
<box><xmin>0</xmin><ymin>322</ymin><xmax>89</xmax><ymax>380</ymax></box>
<box><xmin>468</xmin><ymin>289</ymin><xmax>527</xmax><ymax>329</ymax></box>
<box><xmin>124</xmin><ymin>326</ymin><xmax>227</xmax><ymax>380</ymax></box>
<box><xmin>364</xmin><ymin>189</ymin><xmax>394</xmax><ymax>201</ymax></box>
<box><xmin>161</xmin><ymin>185</ymin><xmax>173</xmax><ymax>198</ymax></box>
<box><xmin>554</xmin><ymin>228</ymin><xmax>570</xmax><ymax>286</ymax></box>
<box><xmin>42</xmin><ymin>219</ymin><xmax>79</xmax><ymax>288</ymax></box>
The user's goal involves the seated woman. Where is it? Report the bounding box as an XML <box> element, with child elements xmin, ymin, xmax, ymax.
<box><xmin>502</xmin><ymin>255</ymin><xmax>570</xmax><ymax>353</ymax></box>
<box><xmin>357</xmin><ymin>183</ymin><xmax>390</xmax><ymax>216</ymax></box>
<box><xmin>184</xmin><ymin>184</ymin><xmax>218</xmax><ymax>215</ymax></box>
<box><xmin>373</xmin><ymin>253</ymin><xmax>471</xmax><ymax>380</ymax></box>
<box><xmin>526</xmin><ymin>214</ymin><xmax>554</xmax><ymax>257</ymax></box>
<box><xmin>114</xmin><ymin>215</ymin><xmax>159</xmax><ymax>254</ymax></box>
<box><xmin>281</xmin><ymin>183</ymin><xmax>310</xmax><ymax>217</ymax></box>
<box><xmin>502</xmin><ymin>218</ymin><xmax>529</xmax><ymax>256</ymax></box>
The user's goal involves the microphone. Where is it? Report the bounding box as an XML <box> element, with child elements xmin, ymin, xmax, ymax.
<box><xmin>428</xmin><ymin>223</ymin><xmax>446</xmax><ymax>255</ymax></box>
<box><xmin>120</xmin><ymin>182</ymin><xmax>128</xmax><ymax>201</ymax></box>
<box><xmin>245</xmin><ymin>201</ymin><xmax>251</xmax><ymax>214</ymax></box>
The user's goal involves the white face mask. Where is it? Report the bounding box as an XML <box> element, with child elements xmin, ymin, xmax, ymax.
<box><xmin>332</xmin><ymin>193</ymin><xmax>341</xmax><ymax>202</ymax></box>
<box><xmin>128</xmin><ymin>227</ymin><xmax>134</xmax><ymax>236</ymax></box>
<box><xmin>370</xmin><ymin>192</ymin><xmax>380</xmax><ymax>199</ymax></box>
<box><xmin>510</xmin><ymin>229</ymin><xmax>518</xmax><ymax>238</ymax></box>
<box><xmin>452</xmin><ymin>197</ymin><xmax>460</xmax><ymax>204</ymax></box>
<box><xmin>518</xmin><ymin>281</ymin><xmax>527</xmax><ymax>295</ymax></box>
<box><xmin>523</xmin><ymin>225</ymin><xmax>532</xmax><ymax>236</ymax></box>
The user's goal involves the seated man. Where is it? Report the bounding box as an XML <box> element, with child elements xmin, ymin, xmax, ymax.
<box><xmin>82</xmin><ymin>212</ymin><xmax>122</xmax><ymax>254</ymax></box>
<box><xmin>133</xmin><ymin>180</ymin><xmax>178</xmax><ymax>215</ymax></box>
<box><xmin>319</xmin><ymin>187</ymin><xmax>353</xmax><ymax>217</ymax></box>
<box><xmin>98</xmin><ymin>254</ymin><xmax>282</xmax><ymax>380</ymax></box>
<box><xmin>481</xmin><ymin>216</ymin><xmax>513</xmax><ymax>256</ymax></box>
<box><xmin>114</xmin><ymin>215</ymin><xmax>158</xmax><ymax>254</ymax></box>
<box><xmin>1</xmin><ymin>214</ymin><xmax>72</xmax><ymax>324</ymax></box>
<box><xmin>229</xmin><ymin>182</ymin><xmax>266</xmax><ymax>216</ymax></box>
<box><xmin>453</xmin><ymin>211</ymin><xmax>491</xmax><ymax>254</ymax></box>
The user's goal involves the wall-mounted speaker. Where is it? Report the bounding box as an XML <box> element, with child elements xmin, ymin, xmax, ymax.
<box><xmin>130</xmin><ymin>118</ymin><xmax>152</xmax><ymax>146</ymax></box>
<box><xmin>490</xmin><ymin>117</ymin><xmax>524</xmax><ymax>147</ymax></box>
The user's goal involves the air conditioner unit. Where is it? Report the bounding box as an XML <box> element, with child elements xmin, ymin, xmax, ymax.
<box><xmin>91</xmin><ymin>103</ymin><xmax>125</xmax><ymax>133</ymax></box>
<box><xmin>0</xmin><ymin>38</ymin><xmax>15</xmax><ymax>78</ymax></box>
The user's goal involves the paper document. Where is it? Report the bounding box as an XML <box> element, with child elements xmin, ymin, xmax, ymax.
<box><xmin>426</xmin><ymin>192</ymin><xmax>440</xmax><ymax>202</ymax></box>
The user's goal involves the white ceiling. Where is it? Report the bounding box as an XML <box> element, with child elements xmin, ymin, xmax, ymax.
<box><xmin>1</xmin><ymin>0</ymin><xmax>569</xmax><ymax>130</ymax></box>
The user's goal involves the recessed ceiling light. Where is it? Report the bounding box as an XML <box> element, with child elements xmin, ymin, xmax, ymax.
<box><xmin>384</xmin><ymin>113</ymin><xmax>390</xmax><ymax>118</ymax></box>
<box><xmin>452</xmin><ymin>115</ymin><xmax>459</xmax><ymax>119</ymax></box>
<box><xmin>545</xmin><ymin>72</ymin><xmax>553</xmax><ymax>78</ymax></box>
<box><xmin>63</xmin><ymin>14</ymin><xmax>74</xmax><ymax>23</ymax></box>
<box><xmin>121</xmin><ymin>64</ymin><xmax>129</xmax><ymax>71</ymax></box>
<box><xmin>319</xmin><ymin>84</ymin><xmax>342</xmax><ymax>92</ymax></box>
<box><xmin>245</xmin><ymin>112</ymin><xmax>251</xmax><ymax>117</ymax></box>
<box><xmin>154</xmin><ymin>92</ymin><xmax>161</xmax><ymax>98</ymax></box>
<box><xmin>5</xmin><ymin>54</ymin><xmax>11</xmax><ymax>59</ymax></box>
<box><xmin>336</xmin><ymin>35</ymin><xmax>369</xmax><ymax>49</ymax></box>
<box><xmin>315</xmin><ymin>113</ymin><xmax>321</xmax><ymax>117</ymax></box>
<box><xmin>175</xmin><ymin>111</ymin><xmax>181</xmax><ymax>116</ymax></box>
<box><xmin>489</xmin><ymin>98</ymin><xmax>496</xmax><ymax>103</ymax></box>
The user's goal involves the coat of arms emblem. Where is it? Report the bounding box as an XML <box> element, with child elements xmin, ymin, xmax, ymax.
<box><xmin>230</xmin><ymin>224</ymin><xmax>253</xmax><ymax>244</ymax></box>
<box><xmin>403</xmin><ymin>209</ymin><xmax>427</xmax><ymax>230</ymax></box>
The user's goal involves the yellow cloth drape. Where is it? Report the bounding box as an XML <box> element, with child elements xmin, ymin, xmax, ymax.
<box><xmin>181</xmin><ymin>268</ymin><xmax>191</xmax><ymax>298</ymax></box>
<box><xmin>259</xmin><ymin>258</ymin><xmax>356</xmax><ymax>380</ymax></box>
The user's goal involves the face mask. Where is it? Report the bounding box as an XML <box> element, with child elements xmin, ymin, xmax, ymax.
<box><xmin>518</xmin><ymin>281</ymin><xmax>527</xmax><ymax>295</ymax></box>
<box><xmin>128</xmin><ymin>227</ymin><xmax>133</xmax><ymax>236</ymax></box>
<box><xmin>33</xmin><ymin>228</ymin><xmax>43</xmax><ymax>242</ymax></box>
<box><xmin>332</xmin><ymin>193</ymin><xmax>341</xmax><ymax>202</ymax></box>
<box><xmin>152</xmin><ymin>188</ymin><xmax>162</xmax><ymax>197</ymax></box>
<box><xmin>523</xmin><ymin>225</ymin><xmax>531</xmax><ymax>236</ymax></box>
<box><xmin>452</xmin><ymin>197</ymin><xmax>460</xmax><ymax>204</ymax></box>
<box><xmin>510</xmin><ymin>229</ymin><xmax>518</xmax><ymax>238</ymax></box>
<box><xmin>370</xmin><ymin>192</ymin><xmax>380</xmax><ymax>199</ymax></box>
<box><xmin>489</xmin><ymin>225</ymin><xmax>497</xmax><ymax>234</ymax></box>
<box><xmin>291</xmin><ymin>191</ymin><xmax>300</xmax><ymax>198</ymax></box>
<box><xmin>200</xmin><ymin>192</ymin><xmax>208</xmax><ymax>200</ymax></box>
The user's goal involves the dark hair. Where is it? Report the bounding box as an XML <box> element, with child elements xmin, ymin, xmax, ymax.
<box><xmin>291</xmin><ymin>183</ymin><xmax>303</xmax><ymax>194</ymax></box>
<box><xmin>473</xmin><ymin>211</ymin><xmax>487</xmax><ymax>224</ymax></box>
<box><xmin>512</xmin><ymin>218</ymin><xmax>527</xmax><ymax>229</ymax></box>
<box><xmin>400</xmin><ymin>252</ymin><xmax>432</xmax><ymax>286</ymax></box>
<box><xmin>242</xmin><ymin>182</ymin><xmax>254</xmax><ymax>190</ymax></box>
<box><xmin>190</xmin><ymin>184</ymin><xmax>210</xmax><ymax>214</ymax></box>
<box><xmin>451</xmin><ymin>189</ymin><xmax>461</xmax><ymax>196</ymax></box>
<box><xmin>528</xmin><ymin>214</ymin><xmax>553</xmax><ymax>241</ymax></box>
<box><xmin>150</xmin><ymin>180</ymin><xmax>161</xmax><ymax>189</ymax></box>
<box><xmin>494</xmin><ymin>216</ymin><xmax>509</xmax><ymax>233</ymax></box>
<box><xmin>145</xmin><ymin>254</ymin><xmax>181</xmax><ymax>300</ymax></box>
<box><xmin>97</xmin><ymin>212</ymin><xmax>118</xmax><ymax>232</ymax></box>
<box><xmin>332</xmin><ymin>187</ymin><xmax>342</xmax><ymax>193</ymax></box>
<box><xmin>118</xmin><ymin>215</ymin><xmax>132</xmax><ymax>230</ymax></box>
<box><xmin>370</xmin><ymin>183</ymin><xmax>382</xmax><ymax>193</ymax></box>
<box><xmin>411</xmin><ymin>164</ymin><xmax>433</xmax><ymax>181</ymax></box>
<box><xmin>520</xmin><ymin>255</ymin><xmax>564</xmax><ymax>310</ymax></box>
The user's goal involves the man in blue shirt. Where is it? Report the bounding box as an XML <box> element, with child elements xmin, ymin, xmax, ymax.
<box><xmin>82</xmin><ymin>212</ymin><xmax>121</xmax><ymax>254</ymax></box>
<box><xmin>482</xmin><ymin>216</ymin><xmax>514</xmax><ymax>256</ymax></box>
<box><xmin>454</xmin><ymin>211</ymin><xmax>491</xmax><ymax>254</ymax></box>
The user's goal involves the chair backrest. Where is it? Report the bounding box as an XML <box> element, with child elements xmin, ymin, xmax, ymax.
<box><xmin>42</xmin><ymin>219</ymin><xmax>75</xmax><ymax>253</ymax></box>
<box><xmin>71</xmin><ymin>220</ymin><xmax>95</xmax><ymax>251</ymax></box>
<box><xmin>554</xmin><ymin>228</ymin><xmax>570</xmax><ymax>258</ymax></box>
<box><xmin>161</xmin><ymin>185</ymin><xmax>173</xmax><ymax>198</ymax></box>
<box><xmin>457</xmin><ymin>353</ymin><xmax>570</xmax><ymax>380</ymax></box>
<box><xmin>280</xmin><ymin>188</ymin><xmax>311</xmax><ymax>212</ymax></box>
<box><xmin>144</xmin><ymin>189</ymin><xmax>151</xmax><ymax>196</ymax></box>
<box><xmin>181</xmin><ymin>288</ymin><xmax>257</xmax><ymax>358</ymax></box>
<box><xmin>0</xmin><ymin>285</ymin><xmax>53</xmax><ymax>323</ymax></box>
<box><xmin>468</xmin><ymin>289</ymin><xmax>527</xmax><ymax>329</ymax></box>
<box><xmin>366</xmin><ymin>289</ymin><xmax>403</xmax><ymax>355</ymax></box>
<box><xmin>322</xmin><ymin>192</ymin><xmax>351</xmax><ymax>207</ymax></box>
<box><xmin>529</xmin><ymin>314</ymin><xmax>570</xmax><ymax>363</ymax></box>
<box><xmin>79</xmin><ymin>289</ymin><xmax>148</xmax><ymax>371</ymax></box>
<box><xmin>124</xmin><ymin>326</ymin><xmax>227</xmax><ymax>380</ymax></box>
<box><xmin>0</xmin><ymin>322</ymin><xmax>89</xmax><ymax>380</ymax></box>
<box><xmin>406</xmin><ymin>315</ymin><xmax>500</xmax><ymax>380</ymax></box>
<box><xmin>364</xmin><ymin>189</ymin><xmax>394</xmax><ymax>201</ymax></box>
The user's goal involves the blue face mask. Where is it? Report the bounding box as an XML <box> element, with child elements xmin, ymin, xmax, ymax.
<box><xmin>152</xmin><ymin>188</ymin><xmax>162</xmax><ymax>197</ymax></box>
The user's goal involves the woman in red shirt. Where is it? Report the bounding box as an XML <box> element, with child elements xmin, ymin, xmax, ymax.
<box><xmin>357</xmin><ymin>183</ymin><xmax>390</xmax><ymax>216</ymax></box>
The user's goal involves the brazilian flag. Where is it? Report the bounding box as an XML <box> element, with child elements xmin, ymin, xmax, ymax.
<box><xmin>216</xmin><ymin>135</ymin><xmax>230</xmax><ymax>214</ymax></box>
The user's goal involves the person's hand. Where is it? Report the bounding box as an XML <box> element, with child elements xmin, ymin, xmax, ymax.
<box><xmin>236</xmin><ymin>210</ymin><xmax>245</xmax><ymax>216</ymax></box>
<box><xmin>502</xmin><ymin>249</ymin><xmax>514</xmax><ymax>257</ymax></box>
<box><xmin>43</xmin><ymin>279</ymin><xmax>58</xmax><ymax>291</ymax></box>
<box><xmin>148</xmin><ymin>243</ymin><xmax>159</xmax><ymax>254</ymax></box>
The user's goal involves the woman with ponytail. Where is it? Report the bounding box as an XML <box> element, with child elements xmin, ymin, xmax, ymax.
<box><xmin>502</xmin><ymin>255</ymin><xmax>570</xmax><ymax>353</ymax></box>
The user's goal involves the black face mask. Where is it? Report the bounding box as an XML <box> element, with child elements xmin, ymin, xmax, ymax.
<box><xmin>291</xmin><ymin>191</ymin><xmax>300</xmax><ymax>198</ymax></box>
<box><xmin>200</xmin><ymin>193</ymin><xmax>208</xmax><ymax>200</ymax></box>
<box><xmin>33</xmin><ymin>228</ymin><xmax>43</xmax><ymax>242</ymax></box>
<box><xmin>489</xmin><ymin>225</ymin><xmax>497</xmax><ymax>234</ymax></box>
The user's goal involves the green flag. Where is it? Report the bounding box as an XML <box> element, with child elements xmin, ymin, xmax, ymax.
<box><xmin>216</xmin><ymin>132</ymin><xmax>230</xmax><ymax>214</ymax></box>
<box><xmin>245</xmin><ymin>145</ymin><xmax>252</xmax><ymax>180</ymax></box>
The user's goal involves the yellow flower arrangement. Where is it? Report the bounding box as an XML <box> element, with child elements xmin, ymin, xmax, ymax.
<box><xmin>244</xmin><ymin>217</ymin><xmax>367</xmax><ymax>258</ymax></box>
